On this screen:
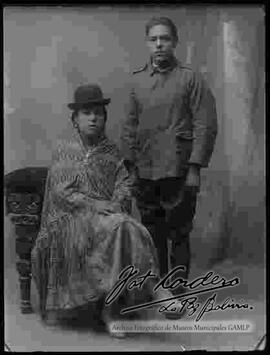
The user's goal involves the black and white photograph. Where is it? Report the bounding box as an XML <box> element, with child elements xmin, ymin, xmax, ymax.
<box><xmin>4</xmin><ymin>4</ymin><xmax>266</xmax><ymax>352</ymax></box>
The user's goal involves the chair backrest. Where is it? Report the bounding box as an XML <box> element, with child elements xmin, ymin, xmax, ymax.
<box><xmin>5</xmin><ymin>167</ymin><xmax>48</xmax><ymax>192</ymax></box>
<box><xmin>4</xmin><ymin>167</ymin><xmax>49</xmax><ymax>215</ymax></box>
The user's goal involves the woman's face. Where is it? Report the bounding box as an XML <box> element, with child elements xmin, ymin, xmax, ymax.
<box><xmin>75</xmin><ymin>105</ymin><xmax>106</xmax><ymax>138</ymax></box>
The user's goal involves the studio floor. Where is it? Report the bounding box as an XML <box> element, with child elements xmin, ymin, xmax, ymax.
<box><xmin>4</xmin><ymin>217</ymin><xmax>266</xmax><ymax>352</ymax></box>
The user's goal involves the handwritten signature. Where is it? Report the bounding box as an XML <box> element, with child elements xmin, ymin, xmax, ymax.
<box><xmin>158</xmin><ymin>293</ymin><xmax>253</xmax><ymax>321</ymax></box>
<box><xmin>105</xmin><ymin>265</ymin><xmax>253</xmax><ymax>321</ymax></box>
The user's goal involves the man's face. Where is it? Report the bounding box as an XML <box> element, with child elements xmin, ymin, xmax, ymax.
<box><xmin>146</xmin><ymin>24</ymin><xmax>177</xmax><ymax>63</ymax></box>
<box><xmin>75</xmin><ymin>105</ymin><xmax>106</xmax><ymax>138</ymax></box>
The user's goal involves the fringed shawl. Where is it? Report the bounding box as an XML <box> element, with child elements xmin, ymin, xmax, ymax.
<box><xmin>31</xmin><ymin>127</ymin><xmax>159</xmax><ymax>314</ymax></box>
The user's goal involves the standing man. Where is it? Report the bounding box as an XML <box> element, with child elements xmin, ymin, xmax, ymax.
<box><xmin>120</xmin><ymin>17</ymin><xmax>217</xmax><ymax>298</ymax></box>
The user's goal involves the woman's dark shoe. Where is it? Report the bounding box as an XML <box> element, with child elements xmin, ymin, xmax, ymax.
<box><xmin>165</xmin><ymin>306</ymin><xmax>187</xmax><ymax>320</ymax></box>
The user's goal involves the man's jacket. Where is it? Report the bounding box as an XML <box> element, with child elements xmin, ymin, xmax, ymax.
<box><xmin>120</xmin><ymin>60</ymin><xmax>218</xmax><ymax>180</ymax></box>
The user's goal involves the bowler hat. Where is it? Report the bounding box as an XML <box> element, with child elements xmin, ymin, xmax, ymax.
<box><xmin>68</xmin><ymin>84</ymin><xmax>111</xmax><ymax>110</ymax></box>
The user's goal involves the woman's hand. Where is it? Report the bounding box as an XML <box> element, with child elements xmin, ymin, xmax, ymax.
<box><xmin>95</xmin><ymin>200</ymin><xmax>122</xmax><ymax>215</ymax></box>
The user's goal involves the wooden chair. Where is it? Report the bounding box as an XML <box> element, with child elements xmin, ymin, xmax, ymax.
<box><xmin>4</xmin><ymin>167</ymin><xmax>48</xmax><ymax>313</ymax></box>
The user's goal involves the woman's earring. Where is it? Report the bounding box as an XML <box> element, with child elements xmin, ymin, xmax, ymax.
<box><xmin>72</xmin><ymin>120</ymin><xmax>78</xmax><ymax>129</ymax></box>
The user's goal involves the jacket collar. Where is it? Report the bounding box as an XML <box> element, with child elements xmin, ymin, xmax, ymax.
<box><xmin>149</xmin><ymin>56</ymin><xmax>178</xmax><ymax>76</ymax></box>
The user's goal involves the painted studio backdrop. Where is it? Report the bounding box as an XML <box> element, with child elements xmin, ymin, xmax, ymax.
<box><xmin>4</xmin><ymin>6</ymin><xmax>265</xmax><ymax>268</ymax></box>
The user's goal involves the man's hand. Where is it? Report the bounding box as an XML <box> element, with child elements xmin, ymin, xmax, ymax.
<box><xmin>185</xmin><ymin>164</ymin><xmax>201</xmax><ymax>192</ymax></box>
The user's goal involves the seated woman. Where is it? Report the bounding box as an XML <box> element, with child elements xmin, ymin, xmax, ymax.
<box><xmin>31</xmin><ymin>84</ymin><xmax>180</xmax><ymax>338</ymax></box>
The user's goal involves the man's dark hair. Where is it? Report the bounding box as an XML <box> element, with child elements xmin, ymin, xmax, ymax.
<box><xmin>71</xmin><ymin>106</ymin><xmax>107</xmax><ymax>124</ymax></box>
<box><xmin>145</xmin><ymin>17</ymin><xmax>178</xmax><ymax>41</ymax></box>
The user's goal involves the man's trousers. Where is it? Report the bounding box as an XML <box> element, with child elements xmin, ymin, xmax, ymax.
<box><xmin>135</xmin><ymin>177</ymin><xmax>198</xmax><ymax>291</ymax></box>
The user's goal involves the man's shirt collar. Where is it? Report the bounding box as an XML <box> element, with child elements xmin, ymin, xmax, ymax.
<box><xmin>149</xmin><ymin>56</ymin><xmax>178</xmax><ymax>76</ymax></box>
